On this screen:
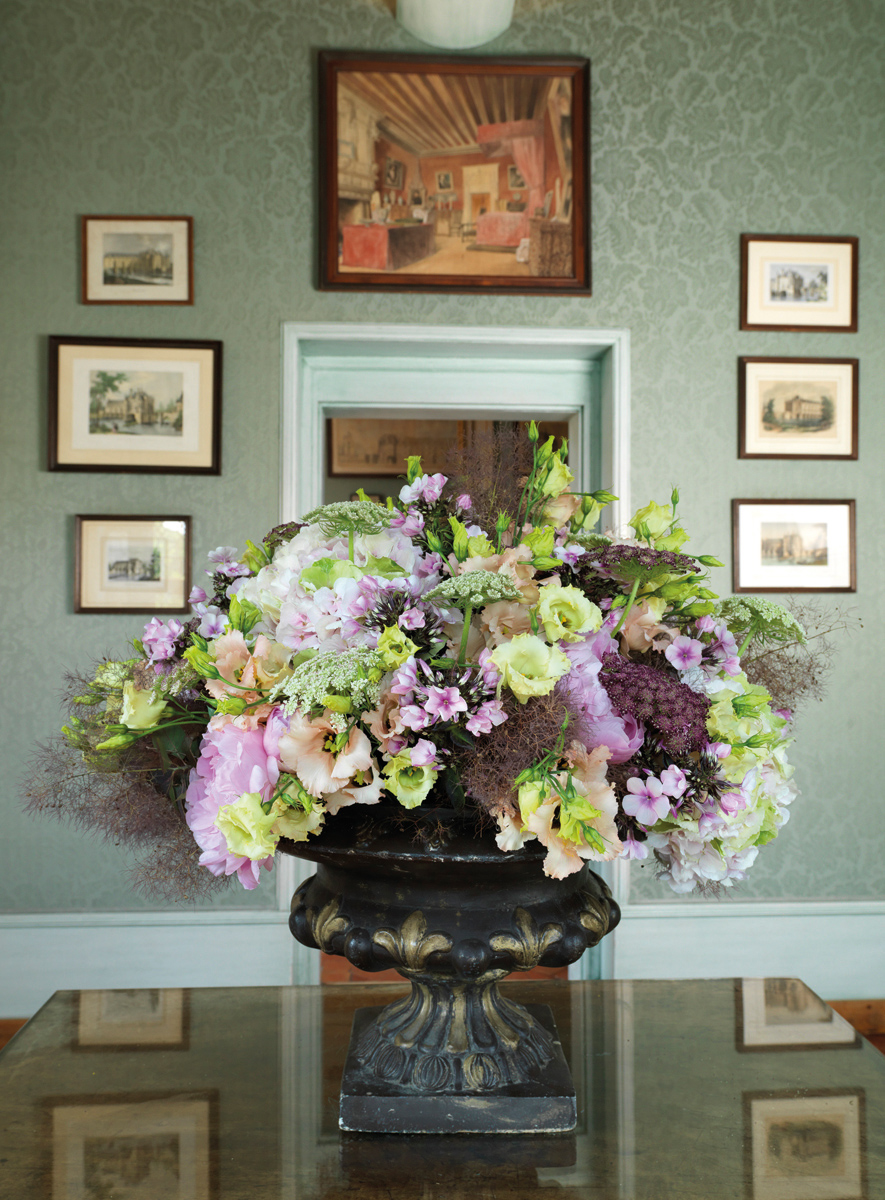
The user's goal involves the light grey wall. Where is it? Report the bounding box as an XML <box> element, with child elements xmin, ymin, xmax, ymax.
<box><xmin>1</xmin><ymin>0</ymin><xmax>882</xmax><ymax>912</ymax></box>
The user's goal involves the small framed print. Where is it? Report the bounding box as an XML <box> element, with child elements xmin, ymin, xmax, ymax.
<box><xmin>740</xmin><ymin>234</ymin><xmax>858</xmax><ymax>332</ymax></box>
<box><xmin>82</xmin><ymin>215</ymin><xmax>194</xmax><ymax>304</ymax></box>
<box><xmin>735</xmin><ymin>979</ymin><xmax>860</xmax><ymax>1052</ymax></box>
<box><xmin>48</xmin><ymin>336</ymin><xmax>221</xmax><ymax>474</ymax></box>
<box><xmin>49</xmin><ymin>1091</ymin><xmax>217</xmax><ymax>1200</ymax></box>
<box><xmin>739</xmin><ymin>357</ymin><xmax>858</xmax><ymax>460</ymax></box>
<box><xmin>732</xmin><ymin>499</ymin><xmax>856</xmax><ymax>593</ymax></box>
<box><xmin>743</xmin><ymin>1089</ymin><xmax>866</xmax><ymax>1200</ymax></box>
<box><xmin>75</xmin><ymin>515</ymin><xmax>191</xmax><ymax>614</ymax></box>
<box><xmin>75</xmin><ymin>988</ymin><xmax>190</xmax><ymax>1051</ymax></box>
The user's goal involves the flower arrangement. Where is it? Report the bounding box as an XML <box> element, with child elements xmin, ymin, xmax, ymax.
<box><xmin>31</xmin><ymin>424</ymin><xmax>813</xmax><ymax>899</ymax></box>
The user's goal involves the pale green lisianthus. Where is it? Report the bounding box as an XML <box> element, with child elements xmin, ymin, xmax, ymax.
<box><xmin>377</xmin><ymin>625</ymin><xmax>420</xmax><ymax>670</ymax></box>
<box><xmin>539</xmin><ymin>455</ymin><xmax>574</xmax><ymax>498</ymax></box>
<box><xmin>629</xmin><ymin>501</ymin><xmax>673</xmax><ymax>540</ymax></box>
<box><xmin>120</xmin><ymin>682</ymin><xmax>167</xmax><ymax>730</ymax></box>
<box><xmin>216</xmin><ymin>792</ymin><xmax>280</xmax><ymax>860</ymax></box>
<box><xmin>382</xmin><ymin>752</ymin><xmax>437</xmax><ymax>809</ymax></box>
<box><xmin>536</xmin><ymin>583</ymin><xmax>602</xmax><ymax>643</ymax></box>
<box><xmin>490</xmin><ymin>633</ymin><xmax>571</xmax><ymax>703</ymax></box>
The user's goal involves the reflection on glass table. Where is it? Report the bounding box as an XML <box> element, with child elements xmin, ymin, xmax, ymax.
<box><xmin>0</xmin><ymin>979</ymin><xmax>882</xmax><ymax>1199</ymax></box>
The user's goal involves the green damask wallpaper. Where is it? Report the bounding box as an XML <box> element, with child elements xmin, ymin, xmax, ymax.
<box><xmin>1</xmin><ymin>0</ymin><xmax>882</xmax><ymax>911</ymax></box>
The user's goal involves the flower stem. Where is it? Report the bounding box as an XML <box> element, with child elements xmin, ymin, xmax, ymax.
<box><xmin>458</xmin><ymin>604</ymin><xmax>474</xmax><ymax>665</ymax></box>
<box><xmin>611</xmin><ymin>577</ymin><xmax>641</xmax><ymax>638</ymax></box>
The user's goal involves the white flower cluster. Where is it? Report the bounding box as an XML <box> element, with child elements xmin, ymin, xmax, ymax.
<box><xmin>425</xmin><ymin>570</ymin><xmax>522</xmax><ymax>609</ymax></box>
<box><xmin>276</xmin><ymin>647</ymin><xmax>385</xmax><ymax>716</ymax></box>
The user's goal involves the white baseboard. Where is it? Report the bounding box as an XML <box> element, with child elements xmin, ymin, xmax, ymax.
<box><xmin>610</xmin><ymin>900</ymin><xmax>885</xmax><ymax>1000</ymax></box>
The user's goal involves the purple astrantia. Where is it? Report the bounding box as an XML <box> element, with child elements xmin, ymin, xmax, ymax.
<box><xmin>142</xmin><ymin>617</ymin><xmax>184</xmax><ymax>664</ymax></box>
<box><xmin>600</xmin><ymin>653</ymin><xmax>710</xmax><ymax>755</ymax></box>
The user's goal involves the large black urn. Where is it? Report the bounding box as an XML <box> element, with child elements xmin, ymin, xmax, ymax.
<box><xmin>284</xmin><ymin>804</ymin><xmax>620</xmax><ymax>1134</ymax></box>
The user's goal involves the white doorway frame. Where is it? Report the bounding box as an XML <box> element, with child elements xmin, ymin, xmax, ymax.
<box><xmin>280</xmin><ymin>321</ymin><xmax>631</xmax><ymax>980</ymax></box>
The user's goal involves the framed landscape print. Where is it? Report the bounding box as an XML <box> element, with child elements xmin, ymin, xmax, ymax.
<box><xmin>735</xmin><ymin>979</ymin><xmax>860</xmax><ymax>1052</ymax></box>
<box><xmin>732</xmin><ymin>499</ymin><xmax>856</xmax><ymax>593</ymax></box>
<box><xmin>738</xmin><ymin>357</ymin><xmax>858</xmax><ymax>460</ymax></box>
<box><xmin>49</xmin><ymin>1091</ymin><xmax>217</xmax><ymax>1200</ymax></box>
<box><xmin>740</xmin><ymin>234</ymin><xmax>858</xmax><ymax>332</ymax></box>
<box><xmin>48</xmin><ymin>336</ymin><xmax>221</xmax><ymax>474</ymax></box>
<box><xmin>81</xmin><ymin>215</ymin><xmax>194</xmax><ymax>304</ymax></box>
<box><xmin>75</xmin><ymin>515</ymin><xmax>191</xmax><ymax>614</ymax></box>
<box><xmin>743</xmin><ymin>1089</ymin><xmax>866</xmax><ymax>1200</ymax></box>
<box><xmin>319</xmin><ymin>51</ymin><xmax>590</xmax><ymax>294</ymax></box>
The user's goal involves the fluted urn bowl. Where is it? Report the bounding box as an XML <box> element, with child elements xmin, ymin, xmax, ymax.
<box><xmin>282</xmin><ymin>804</ymin><xmax>620</xmax><ymax>1134</ymax></box>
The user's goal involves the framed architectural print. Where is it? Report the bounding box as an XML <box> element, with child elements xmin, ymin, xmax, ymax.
<box><xmin>75</xmin><ymin>515</ymin><xmax>191</xmax><ymax>614</ymax></box>
<box><xmin>48</xmin><ymin>336</ymin><xmax>222</xmax><ymax>474</ymax></box>
<box><xmin>738</xmin><ymin>356</ymin><xmax>858</xmax><ymax>460</ymax></box>
<box><xmin>319</xmin><ymin>52</ymin><xmax>590</xmax><ymax>294</ymax></box>
<box><xmin>732</xmin><ymin>499</ymin><xmax>856</xmax><ymax>593</ymax></box>
<box><xmin>75</xmin><ymin>989</ymin><xmax>190</xmax><ymax>1051</ymax></box>
<box><xmin>740</xmin><ymin>234</ymin><xmax>858</xmax><ymax>332</ymax></box>
<box><xmin>735</xmin><ymin>979</ymin><xmax>860</xmax><ymax>1052</ymax></box>
<box><xmin>743</xmin><ymin>1089</ymin><xmax>866</xmax><ymax>1200</ymax></box>
<box><xmin>81</xmin><ymin>215</ymin><xmax>194</xmax><ymax>304</ymax></box>
<box><xmin>49</xmin><ymin>1091</ymin><xmax>217</xmax><ymax>1200</ymax></box>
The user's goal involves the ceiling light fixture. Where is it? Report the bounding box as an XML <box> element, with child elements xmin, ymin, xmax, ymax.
<box><xmin>396</xmin><ymin>0</ymin><xmax>515</xmax><ymax>49</ymax></box>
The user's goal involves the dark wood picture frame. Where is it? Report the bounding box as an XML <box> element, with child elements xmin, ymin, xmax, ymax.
<box><xmin>74</xmin><ymin>514</ymin><xmax>191</xmax><ymax>615</ymax></box>
<box><xmin>48</xmin><ymin>335</ymin><xmax>222</xmax><ymax>474</ymax></box>
<box><xmin>738</xmin><ymin>356</ymin><xmax>859</xmax><ymax>460</ymax></box>
<box><xmin>319</xmin><ymin>51</ymin><xmax>590</xmax><ymax>295</ymax></box>
<box><xmin>81</xmin><ymin>215</ymin><xmax>194</xmax><ymax>305</ymax></box>
<box><xmin>732</xmin><ymin>498</ymin><xmax>856</xmax><ymax>594</ymax></box>
<box><xmin>740</xmin><ymin>233</ymin><xmax>858</xmax><ymax>332</ymax></box>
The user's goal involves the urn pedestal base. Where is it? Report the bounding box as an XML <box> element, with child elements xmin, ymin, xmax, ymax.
<box><xmin>340</xmin><ymin>1001</ymin><xmax>575</xmax><ymax>1134</ymax></box>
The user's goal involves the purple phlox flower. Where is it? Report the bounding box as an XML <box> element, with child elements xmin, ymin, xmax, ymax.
<box><xmin>706</xmin><ymin>741</ymin><xmax>731</xmax><ymax>761</ymax></box>
<box><xmin>477</xmin><ymin>648</ymin><xmax>502</xmax><ymax>690</ymax></box>
<box><xmin>695</xmin><ymin>614</ymin><xmax>715</xmax><ymax>634</ymax></box>
<box><xmin>774</xmin><ymin>707</ymin><xmax>793</xmax><ymax>723</ymax></box>
<box><xmin>387</xmin><ymin>733</ymin><xmax>408</xmax><ymax>755</ymax></box>
<box><xmin>194</xmin><ymin>605</ymin><xmax>227</xmax><ymax>639</ymax></box>
<box><xmin>399</xmin><ymin>472</ymin><xmax>448</xmax><ymax>506</ymax></box>
<box><xmin>659</xmin><ymin>764</ymin><xmax>688</xmax><ymax>799</ymax></box>
<box><xmin>424</xmin><ymin>686</ymin><xmax>468</xmax><ymax>722</ymax></box>
<box><xmin>456</xmin><ymin>493</ymin><xmax>472</xmax><ymax>512</ymax></box>
<box><xmin>622</xmin><ymin>775</ymin><xmax>671</xmax><ymax>825</ymax></box>
<box><xmin>415</xmin><ymin>552</ymin><xmax>444</xmax><ymax>580</ymax></box>
<box><xmin>390</xmin><ymin>657</ymin><xmax>420</xmax><ymax>699</ymax></box>
<box><xmin>399</xmin><ymin>703</ymin><xmax>431</xmax><ymax>731</ymax></box>
<box><xmin>621</xmin><ymin>829</ymin><xmax>648</xmax><ymax>860</ymax></box>
<box><xmin>711</xmin><ymin>622</ymin><xmax>738</xmax><ymax>656</ymax></box>
<box><xmin>553</xmin><ymin>542</ymin><xmax>587</xmax><ymax>567</ymax></box>
<box><xmin>206</xmin><ymin>546</ymin><xmax>251</xmax><ymax>578</ymax></box>
<box><xmin>398</xmin><ymin>606</ymin><xmax>426</xmax><ymax>631</ymax></box>
<box><xmin>390</xmin><ymin>507</ymin><xmax>425</xmax><ymax>537</ymax></box>
<box><xmin>227</xmin><ymin>576</ymin><xmax>249</xmax><ymax>596</ymax></box>
<box><xmin>142</xmin><ymin>617</ymin><xmax>184</xmax><ymax>663</ymax></box>
<box><xmin>410</xmin><ymin>738</ymin><xmax>440</xmax><ymax>768</ymax></box>
<box><xmin>465</xmin><ymin>698</ymin><xmax>508</xmax><ymax>737</ymax></box>
<box><xmin>465</xmin><ymin>523</ymin><xmax>484</xmax><ymax>538</ymax></box>
<box><xmin>665</xmin><ymin>635</ymin><xmax>704</xmax><ymax>672</ymax></box>
<box><xmin>189</xmin><ymin>585</ymin><xmax>208</xmax><ymax>604</ymax></box>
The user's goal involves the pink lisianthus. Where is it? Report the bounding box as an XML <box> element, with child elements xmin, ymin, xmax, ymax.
<box><xmin>363</xmin><ymin>689</ymin><xmax>407</xmax><ymax>755</ymax></box>
<box><xmin>619</xmin><ymin>600</ymin><xmax>676</xmax><ymax>654</ymax></box>
<box><xmin>558</xmin><ymin>633</ymin><xmax>645</xmax><ymax>763</ymax></box>
<box><xmin>185</xmin><ymin>714</ymin><xmax>286</xmax><ymax>889</ymax></box>
<box><xmin>278</xmin><ymin>711</ymin><xmax>373</xmax><ymax>798</ymax></box>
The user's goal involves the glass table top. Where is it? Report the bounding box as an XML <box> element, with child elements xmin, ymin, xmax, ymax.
<box><xmin>0</xmin><ymin>978</ymin><xmax>882</xmax><ymax>1198</ymax></box>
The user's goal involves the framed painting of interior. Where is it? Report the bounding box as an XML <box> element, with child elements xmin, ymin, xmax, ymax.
<box><xmin>740</xmin><ymin>234</ymin><xmax>858</xmax><ymax>332</ymax></box>
<box><xmin>319</xmin><ymin>51</ymin><xmax>590</xmax><ymax>294</ymax></box>
<box><xmin>81</xmin><ymin>215</ymin><xmax>194</xmax><ymax>305</ymax></box>
<box><xmin>738</xmin><ymin>356</ymin><xmax>859</xmax><ymax>460</ymax></box>
<box><xmin>48</xmin><ymin>336</ymin><xmax>222</xmax><ymax>474</ymax></box>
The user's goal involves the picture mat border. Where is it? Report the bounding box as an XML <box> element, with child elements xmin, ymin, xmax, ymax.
<box><xmin>731</xmin><ymin>498</ymin><xmax>856</xmax><ymax>594</ymax></box>
<box><xmin>740</xmin><ymin>233</ymin><xmax>858</xmax><ymax>332</ymax></box>
<box><xmin>74</xmin><ymin>987</ymin><xmax>191</xmax><ymax>1051</ymax></box>
<box><xmin>46</xmin><ymin>1089</ymin><xmax>219</xmax><ymax>1200</ymax></box>
<box><xmin>81</xmin><ymin>214</ymin><xmax>194</xmax><ymax>304</ymax></box>
<box><xmin>734</xmin><ymin>979</ymin><xmax>861</xmax><ymax>1052</ymax></box>
<box><xmin>75</xmin><ymin>514</ymin><xmax>191</xmax><ymax>614</ymax></box>
<box><xmin>742</xmin><ymin>1087</ymin><xmax>867</xmax><ymax>1200</ymax></box>
<box><xmin>49</xmin><ymin>335</ymin><xmax>222</xmax><ymax>474</ymax></box>
<box><xmin>738</xmin><ymin>356</ymin><xmax>858</xmax><ymax>460</ymax></box>
<box><xmin>318</xmin><ymin>50</ymin><xmax>591</xmax><ymax>295</ymax></box>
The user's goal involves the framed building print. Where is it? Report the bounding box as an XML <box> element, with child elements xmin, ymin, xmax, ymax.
<box><xmin>75</xmin><ymin>514</ymin><xmax>191</xmax><ymax>614</ymax></box>
<box><xmin>738</xmin><ymin>356</ymin><xmax>858</xmax><ymax>460</ymax></box>
<box><xmin>81</xmin><ymin>215</ymin><xmax>194</xmax><ymax>305</ymax></box>
<box><xmin>743</xmin><ymin>1089</ymin><xmax>866</xmax><ymax>1200</ymax></box>
<box><xmin>48</xmin><ymin>336</ymin><xmax>221</xmax><ymax>474</ymax></box>
<box><xmin>75</xmin><ymin>988</ymin><xmax>190</xmax><ymax>1051</ymax></box>
<box><xmin>319</xmin><ymin>51</ymin><xmax>590</xmax><ymax>294</ymax></box>
<box><xmin>740</xmin><ymin>234</ymin><xmax>858</xmax><ymax>332</ymax></box>
<box><xmin>732</xmin><ymin>499</ymin><xmax>856</xmax><ymax>593</ymax></box>
<box><xmin>735</xmin><ymin>979</ymin><xmax>861</xmax><ymax>1052</ymax></box>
